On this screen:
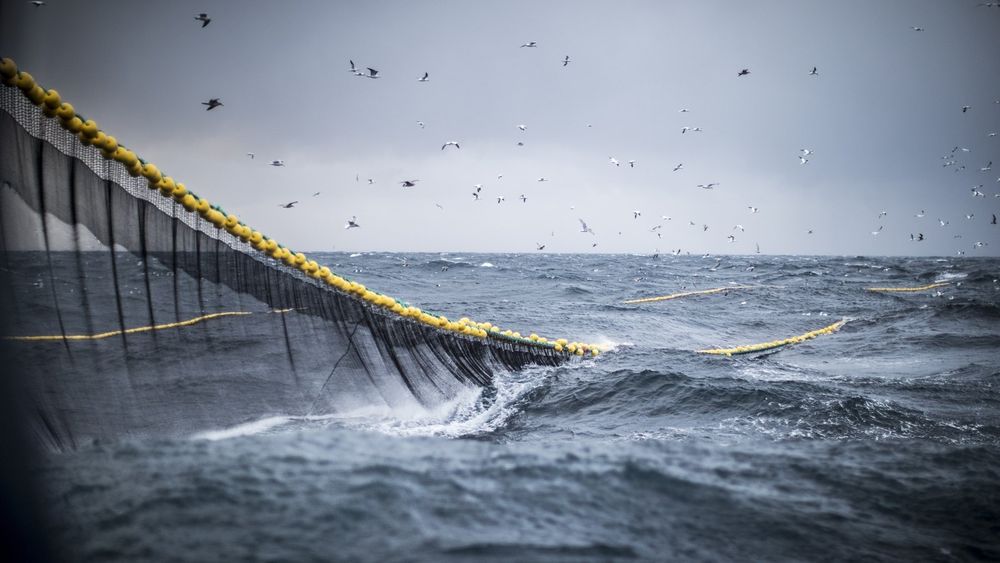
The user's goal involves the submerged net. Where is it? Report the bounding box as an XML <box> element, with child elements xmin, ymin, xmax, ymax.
<box><xmin>0</xmin><ymin>64</ymin><xmax>591</xmax><ymax>451</ymax></box>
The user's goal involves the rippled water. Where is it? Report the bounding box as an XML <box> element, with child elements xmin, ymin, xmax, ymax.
<box><xmin>38</xmin><ymin>254</ymin><xmax>1000</xmax><ymax>561</ymax></box>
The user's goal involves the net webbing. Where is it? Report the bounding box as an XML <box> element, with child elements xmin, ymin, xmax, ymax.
<box><xmin>0</xmin><ymin>78</ymin><xmax>573</xmax><ymax>451</ymax></box>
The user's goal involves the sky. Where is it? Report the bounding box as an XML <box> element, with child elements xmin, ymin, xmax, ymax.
<box><xmin>2</xmin><ymin>0</ymin><xmax>999</xmax><ymax>255</ymax></box>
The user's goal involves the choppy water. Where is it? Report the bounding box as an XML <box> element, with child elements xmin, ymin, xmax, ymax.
<box><xmin>38</xmin><ymin>254</ymin><xmax>1000</xmax><ymax>561</ymax></box>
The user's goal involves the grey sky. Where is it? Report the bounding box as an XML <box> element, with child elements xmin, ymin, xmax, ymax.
<box><xmin>2</xmin><ymin>0</ymin><xmax>999</xmax><ymax>255</ymax></box>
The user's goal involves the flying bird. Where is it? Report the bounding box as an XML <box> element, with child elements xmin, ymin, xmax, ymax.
<box><xmin>727</xmin><ymin>235</ymin><xmax>736</xmax><ymax>243</ymax></box>
<box><xmin>992</xmin><ymin>214</ymin><xmax>997</xmax><ymax>224</ymax></box>
<box><xmin>418</xmin><ymin>72</ymin><xmax>429</xmax><ymax>82</ymax></box>
<box><xmin>537</xmin><ymin>177</ymin><xmax>549</xmax><ymax>182</ymax></box>
<box><xmin>520</xmin><ymin>41</ymin><xmax>538</xmax><ymax>48</ymax></box>
<box><xmin>246</xmin><ymin>152</ymin><xmax>254</xmax><ymax>159</ymax></box>
<box><xmin>878</xmin><ymin>211</ymin><xmax>888</xmax><ymax>218</ymax></box>
<box><xmin>361</xmin><ymin>67</ymin><xmax>379</xmax><ymax>79</ymax></box>
<box><xmin>348</xmin><ymin>60</ymin><xmax>357</xmax><ymax>73</ymax></box>
<box><xmin>962</xmin><ymin>105</ymin><xmax>971</xmax><ymax>113</ymax></box>
<box><xmin>202</xmin><ymin>98</ymin><xmax>223</xmax><ymax>110</ymax></box>
<box><xmin>748</xmin><ymin>206</ymin><xmax>759</xmax><ymax>213</ymax></box>
<box><xmin>738</xmin><ymin>68</ymin><xmax>750</xmax><ymax>76</ymax></box>
<box><xmin>609</xmin><ymin>157</ymin><xmax>620</xmax><ymax>167</ymax></box>
<box><xmin>536</xmin><ymin>243</ymin><xmax>546</xmax><ymax>250</ymax></box>
<box><xmin>344</xmin><ymin>216</ymin><xmax>360</xmax><ymax>229</ymax></box>
<box><xmin>518</xmin><ymin>124</ymin><xmax>527</xmax><ymax>132</ymax></box>
<box><xmin>416</xmin><ymin>121</ymin><xmax>425</xmax><ymax>128</ymax></box>
<box><xmin>809</xmin><ymin>67</ymin><xmax>818</xmax><ymax>76</ymax></box>
<box><xmin>872</xmin><ymin>226</ymin><xmax>883</xmax><ymax>236</ymax></box>
<box><xmin>441</xmin><ymin>141</ymin><xmax>460</xmax><ymax>150</ymax></box>
<box><xmin>520</xmin><ymin>194</ymin><xmax>527</xmax><ymax>203</ymax></box>
<box><xmin>195</xmin><ymin>13</ymin><xmax>211</xmax><ymax>27</ymax></box>
<box><xmin>911</xmin><ymin>26</ymin><xmax>925</xmax><ymax>31</ymax></box>
<box><xmin>633</xmin><ymin>210</ymin><xmax>641</xmax><ymax>219</ymax></box>
<box><xmin>562</xmin><ymin>55</ymin><xmax>571</xmax><ymax>66</ymax></box>
<box><xmin>799</xmin><ymin>156</ymin><xmax>810</xmax><ymax>164</ymax></box>
<box><xmin>673</xmin><ymin>163</ymin><xmax>684</xmax><ymax>172</ymax></box>
<box><xmin>312</xmin><ymin>191</ymin><xmax>321</xmax><ymax>197</ymax></box>
<box><xmin>734</xmin><ymin>224</ymin><xmax>745</xmax><ymax>232</ymax></box>
<box><xmin>279</xmin><ymin>201</ymin><xmax>298</xmax><ymax>209</ymax></box>
<box><xmin>269</xmin><ymin>160</ymin><xmax>285</xmax><ymax>167</ymax></box>
<box><xmin>472</xmin><ymin>192</ymin><xmax>480</xmax><ymax>201</ymax></box>
<box><xmin>401</xmin><ymin>180</ymin><xmax>419</xmax><ymax>187</ymax></box>
<box><xmin>496</xmin><ymin>196</ymin><xmax>505</xmax><ymax>204</ymax></box>
<box><xmin>697</xmin><ymin>183</ymin><xmax>719</xmax><ymax>190</ymax></box>
<box><xmin>579</xmin><ymin>219</ymin><xmax>595</xmax><ymax>235</ymax></box>
<box><xmin>628</xmin><ymin>160</ymin><xmax>636</xmax><ymax>168</ymax></box>
<box><xmin>915</xmin><ymin>210</ymin><xmax>925</xmax><ymax>218</ymax></box>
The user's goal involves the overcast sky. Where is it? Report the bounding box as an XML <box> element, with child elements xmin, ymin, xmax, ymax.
<box><xmin>2</xmin><ymin>0</ymin><xmax>999</xmax><ymax>255</ymax></box>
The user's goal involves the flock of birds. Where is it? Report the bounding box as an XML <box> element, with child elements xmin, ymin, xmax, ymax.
<box><xmin>25</xmin><ymin>2</ymin><xmax>996</xmax><ymax>257</ymax></box>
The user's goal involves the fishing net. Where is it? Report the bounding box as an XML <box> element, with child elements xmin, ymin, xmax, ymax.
<box><xmin>0</xmin><ymin>78</ymin><xmax>570</xmax><ymax>451</ymax></box>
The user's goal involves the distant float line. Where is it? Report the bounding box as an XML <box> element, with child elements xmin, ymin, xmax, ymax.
<box><xmin>3</xmin><ymin>309</ymin><xmax>293</xmax><ymax>342</ymax></box>
<box><xmin>865</xmin><ymin>282</ymin><xmax>950</xmax><ymax>293</ymax></box>
<box><xmin>698</xmin><ymin>319</ymin><xmax>847</xmax><ymax>356</ymax></box>
<box><xmin>623</xmin><ymin>286</ymin><xmax>752</xmax><ymax>304</ymax></box>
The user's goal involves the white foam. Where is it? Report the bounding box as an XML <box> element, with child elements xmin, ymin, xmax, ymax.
<box><xmin>479</xmin><ymin>262</ymin><xmax>495</xmax><ymax>268</ymax></box>
<box><xmin>935</xmin><ymin>271</ymin><xmax>967</xmax><ymax>282</ymax></box>
<box><xmin>191</xmin><ymin>414</ymin><xmax>336</xmax><ymax>441</ymax></box>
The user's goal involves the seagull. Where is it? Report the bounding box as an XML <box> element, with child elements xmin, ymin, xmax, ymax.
<box><xmin>633</xmin><ymin>210</ymin><xmax>641</xmax><ymax>219</ymax></box>
<box><xmin>681</xmin><ymin>127</ymin><xmax>692</xmax><ymax>134</ymax></box>
<box><xmin>536</xmin><ymin>243</ymin><xmax>546</xmax><ymax>250</ymax></box>
<box><xmin>520</xmin><ymin>194</ymin><xmax>527</xmax><ymax>203</ymax></box>
<box><xmin>312</xmin><ymin>191</ymin><xmax>321</xmax><ymax>197</ymax></box>
<box><xmin>362</xmin><ymin>67</ymin><xmax>380</xmax><ymax>79</ymax></box>
<box><xmin>473</xmin><ymin>184</ymin><xmax>484</xmax><ymax>192</ymax></box>
<box><xmin>972</xmin><ymin>187</ymin><xmax>985</xmax><ymax>197</ymax></box>
<box><xmin>678</xmin><ymin>108</ymin><xmax>690</xmax><ymax>113</ymax></box>
<box><xmin>974</xmin><ymin>241</ymin><xmax>987</xmax><ymax>248</ymax></box>
<box><xmin>878</xmin><ymin>211</ymin><xmax>888</xmax><ymax>218</ymax></box>
<box><xmin>246</xmin><ymin>152</ymin><xmax>254</xmax><ymax>159</ymax></box>
<box><xmin>748</xmin><ymin>206</ymin><xmax>759</xmax><ymax>213</ymax></box>
<box><xmin>800</xmin><ymin>148</ymin><xmax>813</xmax><ymax>156</ymax></box>
<box><xmin>202</xmin><ymin>98</ymin><xmax>223</xmax><ymax>110</ymax></box>
<box><xmin>401</xmin><ymin>180</ymin><xmax>419</xmax><ymax>188</ymax></box>
<box><xmin>609</xmin><ymin>157</ymin><xmax>620</xmax><ymax>167</ymax></box>
<box><xmin>418</xmin><ymin>72</ymin><xmax>429</xmax><ymax>82</ymax></box>
<box><xmin>367</xmin><ymin>178</ymin><xmax>375</xmax><ymax>185</ymax></box>
<box><xmin>915</xmin><ymin>210</ymin><xmax>925</xmax><ymax>218</ymax></box>
<box><xmin>537</xmin><ymin>177</ymin><xmax>549</xmax><ymax>182</ymax></box>
<box><xmin>992</xmin><ymin>214</ymin><xmax>997</xmax><ymax>224</ymax></box>
<box><xmin>435</xmin><ymin>203</ymin><xmax>444</xmax><ymax>211</ymax></box>
<box><xmin>981</xmin><ymin>161</ymin><xmax>992</xmax><ymax>172</ymax></box>
<box><xmin>195</xmin><ymin>13</ymin><xmax>211</xmax><ymax>27</ymax></box>
<box><xmin>939</xmin><ymin>219</ymin><xmax>949</xmax><ymax>227</ymax></box>
<box><xmin>727</xmin><ymin>235</ymin><xmax>736</xmax><ymax>243</ymax></box>
<box><xmin>703</xmin><ymin>224</ymin><xmax>710</xmax><ymax>231</ymax></box>
<box><xmin>441</xmin><ymin>141</ymin><xmax>460</xmax><ymax>150</ymax></box>
<box><xmin>417</xmin><ymin>121</ymin><xmax>425</xmax><ymax>128</ymax></box>
<box><xmin>279</xmin><ymin>201</ymin><xmax>298</xmax><ymax>209</ymax></box>
<box><xmin>738</xmin><ymin>68</ymin><xmax>750</xmax><ymax>76</ymax></box>
<box><xmin>269</xmin><ymin>160</ymin><xmax>285</xmax><ymax>167</ymax></box>
<box><xmin>579</xmin><ymin>219</ymin><xmax>595</xmax><ymax>235</ymax></box>
<box><xmin>345</xmin><ymin>216</ymin><xmax>360</xmax><ymax>229</ymax></box>
<box><xmin>650</xmin><ymin>225</ymin><xmax>662</xmax><ymax>231</ymax></box>
<box><xmin>628</xmin><ymin>160</ymin><xmax>636</xmax><ymax>168</ymax></box>
<box><xmin>872</xmin><ymin>226</ymin><xmax>883</xmax><ymax>236</ymax></box>
<box><xmin>520</xmin><ymin>41</ymin><xmax>538</xmax><ymax>48</ymax></box>
<box><xmin>562</xmin><ymin>55</ymin><xmax>571</xmax><ymax>66</ymax></box>
<box><xmin>807</xmin><ymin>230</ymin><xmax>814</xmax><ymax>234</ymax></box>
<box><xmin>697</xmin><ymin>183</ymin><xmax>718</xmax><ymax>190</ymax></box>
<box><xmin>348</xmin><ymin>60</ymin><xmax>357</xmax><ymax>73</ymax></box>
<box><xmin>518</xmin><ymin>124</ymin><xmax>527</xmax><ymax>132</ymax></box>
<box><xmin>809</xmin><ymin>67</ymin><xmax>818</xmax><ymax>76</ymax></box>
<box><xmin>966</xmin><ymin>213</ymin><xmax>975</xmax><ymax>220</ymax></box>
<box><xmin>516</xmin><ymin>142</ymin><xmax>525</xmax><ymax>147</ymax></box>
<box><xmin>912</xmin><ymin>26</ymin><xmax>925</xmax><ymax>31</ymax></box>
<box><xmin>917</xmin><ymin>233</ymin><xmax>925</xmax><ymax>241</ymax></box>
<box><xmin>497</xmin><ymin>173</ymin><xmax>503</xmax><ymax>180</ymax></box>
<box><xmin>496</xmin><ymin>196</ymin><xmax>505</xmax><ymax>204</ymax></box>
<box><xmin>673</xmin><ymin>163</ymin><xmax>684</xmax><ymax>172</ymax></box>
<box><xmin>799</xmin><ymin>156</ymin><xmax>810</xmax><ymax>164</ymax></box>
<box><xmin>962</xmin><ymin>105</ymin><xmax>971</xmax><ymax>113</ymax></box>
<box><xmin>472</xmin><ymin>192</ymin><xmax>480</xmax><ymax>201</ymax></box>
<box><xmin>734</xmin><ymin>224</ymin><xmax>745</xmax><ymax>232</ymax></box>
<box><xmin>662</xmin><ymin>215</ymin><xmax>672</xmax><ymax>221</ymax></box>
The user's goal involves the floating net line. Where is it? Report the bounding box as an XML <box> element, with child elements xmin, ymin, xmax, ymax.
<box><xmin>0</xmin><ymin>60</ymin><xmax>596</xmax><ymax>450</ymax></box>
<box><xmin>865</xmin><ymin>282</ymin><xmax>949</xmax><ymax>293</ymax></box>
<box><xmin>623</xmin><ymin>285</ymin><xmax>753</xmax><ymax>304</ymax></box>
<box><xmin>697</xmin><ymin>319</ymin><xmax>847</xmax><ymax>356</ymax></box>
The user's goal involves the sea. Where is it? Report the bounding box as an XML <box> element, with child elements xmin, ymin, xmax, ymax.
<box><xmin>32</xmin><ymin>253</ymin><xmax>1000</xmax><ymax>562</ymax></box>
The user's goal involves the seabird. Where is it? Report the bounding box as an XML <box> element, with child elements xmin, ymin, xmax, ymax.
<box><xmin>697</xmin><ymin>183</ymin><xmax>718</xmax><ymax>190</ymax></box>
<box><xmin>29</xmin><ymin>1</ymin><xmax>45</xmax><ymax>6</ymax></box>
<box><xmin>628</xmin><ymin>160</ymin><xmax>636</xmax><ymax>168</ymax></box>
<box><xmin>809</xmin><ymin>67</ymin><xmax>818</xmax><ymax>76</ymax></box>
<box><xmin>734</xmin><ymin>224</ymin><xmax>745</xmax><ymax>232</ymax></box>
<box><xmin>441</xmin><ymin>141</ymin><xmax>460</xmax><ymax>150</ymax></box>
<box><xmin>878</xmin><ymin>211</ymin><xmax>888</xmax><ymax>218</ymax></box>
<box><xmin>981</xmin><ymin>161</ymin><xmax>992</xmax><ymax>172</ymax></box>
<box><xmin>537</xmin><ymin>177</ymin><xmax>548</xmax><ymax>182</ymax></box>
<box><xmin>516</xmin><ymin>141</ymin><xmax>525</xmax><ymax>147</ymax></box>
<box><xmin>246</xmin><ymin>152</ymin><xmax>254</xmax><ymax>159</ymax></box>
<box><xmin>536</xmin><ymin>243</ymin><xmax>546</xmax><ymax>250</ymax></box>
<box><xmin>269</xmin><ymin>160</ymin><xmax>285</xmax><ymax>167</ymax></box>
<box><xmin>518</xmin><ymin>124</ymin><xmax>527</xmax><ymax>132</ymax></box>
<box><xmin>703</xmin><ymin>224</ymin><xmax>710</xmax><ymax>231</ymax></box>
<box><xmin>966</xmin><ymin>213</ymin><xmax>975</xmax><ymax>220</ymax></box>
<box><xmin>435</xmin><ymin>203</ymin><xmax>444</xmax><ymax>211</ymax></box>
<box><xmin>748</xmin><ymin>206</ymin><xmax>759</xmax><ymax>213</ymax></box>
<box><xmin>939</xmin><ymin>219</ymin><xmax>949</xmax><ymax>226</ymax></box>
<box><xmin>799</xmin><ymin>156</ymin><xmax>810</xmax><ymax>164</ymax></box>
<box><xmin>202</xmin><ymin>98</ymin><xmax>223</xmax><ymax>110</ymax></box>
<box><xmin>915</xmin><ymin>210</ymin><xmax>925</xmax><ymax>218</ymax></box>
<box><xmin>344</xmin><ymin>216</ymin><xmax>360</xmax><ymax>229</ymax></box>
<box><xmin>417</xmin><ymin>121</ymin><xmax>425</xmax><ymax>128</ymax></box>
<box><xmin>472</xmin><ymin>192</ymin><xmax>480</xmax><ymax>201</ymax></box>
<box><xmin>912</xmin><ymin>26</ymin><xmax>925</xmax><ymax>31</ymax></box>
<box><xmin>496</xmin><ymin>196</ymin><xmax>505</xmax><ymax>204</ymax></box>
<box><xmin>579</xmin><ymin>219</ymin><xmax>595</xmax><ymax>235</ymax></box>
<box><xmin>562</xmin><ymin>56</ymin><xmax>571</xmax><ymax>66</ymax></box>
<box><xmin>992</xmin><ymin>214</ymin><xmax>997</xmax><ymax>224</ymax></box>
<box><xmin>520</xmin><ymin>41</ymin><xmax>538</xmax><ymax>48</ymax></box>
<box><xmin>727</xmin><ymin>235</ymin><xmax>736</xmax><ymax>243</ymax></box>
<box><xmin>872</xmin><ymin>226</ymin><xmax>883</xmax><ymax>236</ymax></box>
<box><xmin>195</xmin><ymin>13</ymin><xmax>211</xmax><ymax>27</ymax></box>
<box><xmin>678</xmin><ymin>108</ymin><xmax>690</xmax><ymax>113</ymax></box>
<box><xmin>348</xmin><ymin>60</ymin><xmax>357</xmax><ymax>73</ymax></box>
<box><xmin>401</xmin><ymin>180</ymin><xmax>419</xmax><ymax>188</ymax></box>
<box><xmin>738</xmin><ymin>68</ymin><xmax>750</xmax><ymax>76</ymax></box>
<box><xmin>279</xmin><ymin>201</ymin><xmax>298</xmax><ymax>208</ymax></box>
<box><xmin>800</xmin><ymin>148</ymin><xmax>813</xmax><ymax>156</ymax></box>
<box><xmin>962</xmin><ymin>105</ymin><xmax>971</xmax><ymax>113</ymax></box>
<box><xmin>418</xmin><ymin>72</ymin><xmax>429</xmax><ymax>82</ymax></box>
<box><xmin>312</xmin><ymin>192</ymin><xmax>321</xmax><ymax>197</ymax></box>
<box><xmin>362</xmin><ymin>67</ymin><xmax>379</xmax><ymax>79</ymax></box>
<box><xmin>609</xmin><ymin>157</ymin><xmax>620</xmax><ymax>167</ymax></box>
<box><xmin>633</xmin><ymin>210</ymin><xmax>641</xmax><ymax>219</ymax></box>
<box><xmin>367</xmin><ymin>178</ymin><xmax>375</xmax><ymax>185</ymax></box>
<box><xmin>520</xmin><ymin>194</ymin><xmax>527</xmax><ymax>203</ymax></box>
<box><xmin>673</xmin><ymin>163</ymin><xmax>684</xmax><ymax>172</ymax></box>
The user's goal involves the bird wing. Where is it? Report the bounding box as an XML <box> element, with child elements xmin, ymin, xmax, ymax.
<box><xmin>367</xmin><ymin>68</ymin><xmax>378</xmax><ymax>76</ymax></box>
<box><xmin>202</xmin><ymin>18</ymin><xmax>210</xmax><ymax>27</ymax></box>
<box><xmin>422</xmin><ymin>72</ymin><xmax>428</xmax><ymax>79</ymax></box>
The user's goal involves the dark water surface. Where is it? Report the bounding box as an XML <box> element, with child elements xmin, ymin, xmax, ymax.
<box><xmin>36</xmin><ymin>254</ymin><xmax>1000</xmax><ymax>561</ymax></box>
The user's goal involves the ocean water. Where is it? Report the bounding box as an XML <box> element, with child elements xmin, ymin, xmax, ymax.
<box><xmin>35</xmin><ymin>254</ymin><xmax>1000</xmax><ymax>562</ymax></box>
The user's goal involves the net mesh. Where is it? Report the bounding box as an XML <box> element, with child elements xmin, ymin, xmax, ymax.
<box><xmin>0</xmin><ymin>84</ymin><xmax>566</xmax><ymax>451</ymax></box>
